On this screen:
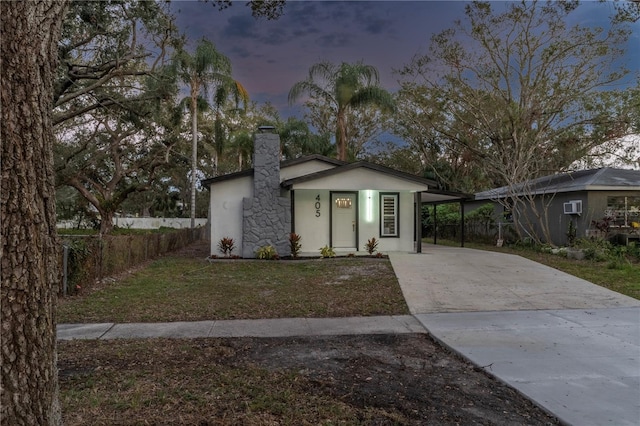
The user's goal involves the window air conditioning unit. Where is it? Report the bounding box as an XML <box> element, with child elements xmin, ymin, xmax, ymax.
<box><xmin>563</xmin><ymin>200</ymin><xmax>582</xmax><ymax>215</ymax></box>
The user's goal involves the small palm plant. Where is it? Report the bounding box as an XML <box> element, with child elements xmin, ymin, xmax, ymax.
<box><xmin>289</xmin><ymin>233</ymin><xmax>302</xmax><ymax>258</ymax></box>
<box><xmin>320</xmin><ymin>245</ymin><xmax>336</xmax><ymax>258</ymax></box>
<box><xmin>218</xmin><ymin>237</ymin><xmax>235</xmax><ymax>257</ymax></box>
<box><xmin>365</xmin><ymin>237</ymin><xmax>379</xmax><ymax>255</ymax></box>
<box><xmin>256</xmin><ymin>245</ymin><xmax>278</xmax><ymax>260</ymax></box>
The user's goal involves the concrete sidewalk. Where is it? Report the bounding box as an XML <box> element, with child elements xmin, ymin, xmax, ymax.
<box><xmin>390</xmin><ymin>246</ymin><xmax>640</xmax><ymax>426</ymax></box>
<box><xmin>57</xmin><ymin>315</ymin><xmax>425</xmax><ymax>340</ymax></box>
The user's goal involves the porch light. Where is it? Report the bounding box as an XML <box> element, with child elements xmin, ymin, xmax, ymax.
<box><xmin>365</xmin><ymin>190</ymin><xmax>373</xmax><ymax>222</ymax></box>
<box><xmin>335</xmin><ymin>197</ymin><xmax>352</xmax><ymax>208</ymax></box>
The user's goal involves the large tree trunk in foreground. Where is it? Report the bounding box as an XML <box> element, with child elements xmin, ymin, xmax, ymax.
<box><xmin>1</xmin><ymin>1</ymin><xmax>68</xmax><ymax>424</ymax></box>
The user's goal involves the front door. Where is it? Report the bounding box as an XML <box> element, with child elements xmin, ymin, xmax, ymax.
<box><xmin>331</xmin><ymin>192</ymin><xmax>357</xmax><ymax>250</ymax></box>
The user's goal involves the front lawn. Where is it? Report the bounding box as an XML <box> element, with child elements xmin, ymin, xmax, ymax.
<box><xmin>58</xmin><ymin>257</ymin><xmax>409</xmax><ymax>323</ymax></box>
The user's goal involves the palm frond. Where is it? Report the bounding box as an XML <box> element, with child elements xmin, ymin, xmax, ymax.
<box><xmin>349</xmin><ymin>87</ymin><xmax>396</xmax><ymax>113</ymax></box>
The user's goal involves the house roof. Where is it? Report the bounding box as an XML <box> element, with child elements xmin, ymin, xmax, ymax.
<box><xmin>202</xmin><ymin>155</ymin><xmax>471</xmax><ymax>201</ymax></box>
<box><xmin>475</xmin><ymin>168</ymin><xmax>640</xmax><ymax>200</ymax></box>
<box><xmin>200</xmin><ymin>154</ymin><xmax>343</xmax><ymax>187</ymax></box>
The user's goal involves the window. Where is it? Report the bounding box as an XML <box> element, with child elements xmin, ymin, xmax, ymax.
<box><xmin>606</xmin><ymin>196</ymin><xmax>640</xmax><ymax>227</ymax></box>
<box><xmin>380</xmin><ymin>193</ymin><xmax>399</xmax><ymax>237</ymax></box>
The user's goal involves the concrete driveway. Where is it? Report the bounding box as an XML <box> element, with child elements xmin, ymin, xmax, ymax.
<box><xmin>390</xmin><ymin>245</ymin><xmax>637</xmax><ymax>313</ymax></box>
<box><xmin>389</xmin><ymin>245</ymin><xmax>640</xmax><ymax>426</ymax></box>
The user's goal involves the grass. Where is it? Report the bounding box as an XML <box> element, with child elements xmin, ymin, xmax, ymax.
<box><xmin>59</xmin><ymin>338</ymin><xmax>365</xmax><ymax>425</ymax></box>
<box><xmin>424</xmin><ymin>238</ymin><xmax>640</xmax><ymax>300</ymax></box>
<box><xmin>58</xmin><ymin>257</ymin><xmax>409</xmax><ymax>323</ymax></box>
<box><xmin>58</xmin><ymin>335</ymin><xmax>559</xmax><ymax>426</ymax></box>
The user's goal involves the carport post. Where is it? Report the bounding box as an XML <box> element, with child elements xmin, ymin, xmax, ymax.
<box><xmin>433</xmin><ymin>203</ymin><xmax>437</xmax><ymax>245</ymax></box>
<box><xmin>460</xmin><ymin>200</ymin><xmax>465</xmax><ymax>248</ymax></box>
<box><xmin>415</xmin><ymin>192</ymin><xmax>422</xmax><ymax>253</ymax></box>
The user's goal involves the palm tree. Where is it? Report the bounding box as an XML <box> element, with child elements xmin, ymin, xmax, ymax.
<box><xmin>278</xmin><ymin>117</ymin><xmax>336</xmax><ymax>159</ymax></box>
<box><xmin>288</xmin><ymin>61</ymin><xmax>395</xmax><ymax>161</ymax></box>
<box><xmin>173</xmin><ymin>39</ymin><xmax>248</xmax><ymax>229</ymax></box>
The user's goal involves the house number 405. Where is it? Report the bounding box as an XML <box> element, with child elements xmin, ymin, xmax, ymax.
<box><xmin>315</xmin><ymin>194</ymin><xmax>321</xmax><ymax>217</ymax></box>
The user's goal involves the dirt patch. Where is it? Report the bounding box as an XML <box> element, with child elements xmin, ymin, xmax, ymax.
<box><xmin>59</xmin><ymin>334</ymin><xmax>559</xmax><ymax>425</ymax></box>
<box><xmin>242</xmin><ymin>334</ymin><xmax>558</xmax><ymax>425</ymax></box>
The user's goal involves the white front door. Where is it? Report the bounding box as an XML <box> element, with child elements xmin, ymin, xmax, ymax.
<box><xmin>331</xmin><ymin>192</ymin><xmax>357</xmax><ymax>250</ymax></box>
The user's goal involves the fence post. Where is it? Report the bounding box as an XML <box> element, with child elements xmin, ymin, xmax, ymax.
<box><xmin>98</xmin><ymin>235</ymin><xmax>103</xmax><ymax>281</ymax></box>
<box><xmin>62</xmin><ymin>244</ymin><xmax>69</xmax><ymax>296</ymax></box>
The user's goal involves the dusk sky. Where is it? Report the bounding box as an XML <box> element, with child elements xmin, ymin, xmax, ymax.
<box><xmin>169</xmin><ymin>1</ymin><xmax>640</xmax><ymax>120</ymax></box>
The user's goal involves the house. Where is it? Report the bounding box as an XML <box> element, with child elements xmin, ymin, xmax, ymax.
<box><xmin>202</xmin><ymin>128</ymin><xmax>466</xmax><ymax>257</ymax></box>
<box><xmin>469</xmin><ymin>168</ymin><xmax>640</xmax><ymax>246</ymax></box>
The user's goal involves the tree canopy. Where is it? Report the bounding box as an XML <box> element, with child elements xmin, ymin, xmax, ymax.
<box><xmin>289</xmin><ymin>61</ymin><xmax>395</xmax><ymax>161</ymax></box>
<box><xmin>395</xmin><ymin>0</ymin><xmax>636</xmax><ymax>242</ymax></box>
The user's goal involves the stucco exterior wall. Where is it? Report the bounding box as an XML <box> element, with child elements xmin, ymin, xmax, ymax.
<box><xmin>290</xmin><ymin>168</ymin><xmax>429</xmax><ymax>192</ymax></box>
<box><xmin>357</xmin><ymin>190</ymin><xmax>379</xmax><ymax>250</ymax></box>
<box><xmin>293</xmin><ymin>189</ymin><xmax>416</xmax><ymax>254</ymax></box>
<box><xmin>209</xmin><ymin>175</ymin><xmax>252</xmax><ymax>257</ymax></box>
<box><xmin>292</xmin><ymin>189</ymin><xmax>331</xmax><ymax>252</ymax></box>
<box><xmin>280</xmin><ymin>160</ymin><xmax>337</xmax><ymax>181</ymax></box>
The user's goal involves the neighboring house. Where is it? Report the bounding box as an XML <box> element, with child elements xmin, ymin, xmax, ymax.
<box><xmin>202</xmin><ymin>129</ymin><xmax>465</xmax><ymax>257</ymax></box>
<box><xmin>469</xmin><ymin>168</ymin><xmax>640</xmax><ymax>246</ymax></box>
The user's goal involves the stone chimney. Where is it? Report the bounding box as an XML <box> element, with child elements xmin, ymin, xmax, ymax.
<box><xmin>241</xmin><ymin>128</ymin><xmax>291</xmax><ymax>258</ymax></box>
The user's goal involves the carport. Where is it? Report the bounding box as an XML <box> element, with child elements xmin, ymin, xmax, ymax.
<box><xmin>417</xmin><ymin>190</ymin><xmax>474</xmax><ymax>251</ymax></box>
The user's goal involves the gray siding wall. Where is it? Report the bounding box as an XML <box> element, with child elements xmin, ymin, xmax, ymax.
<box><xmin>469</xmin><ymin>190</ymin><xmax>639</xmax><ymax>245</ymax></box>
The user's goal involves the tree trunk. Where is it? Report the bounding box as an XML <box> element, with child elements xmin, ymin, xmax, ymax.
<box><xmin>190</xmin><ymin>86</ymin><xmax>199</xmax><ymax>230</ymax></box>
<box><xmin>336</xmin><ymin>108</ymin><xmax>348</xmax><ymax>161</ymax></box>
<box><xmin>1</xmin><ymin>2</ymin><xmax>68</xmax><ymax>425</ymax></box>
<box><xmin>99</xmin><ymin>209</ymin><xmax>116</xmax><ymax>235</ymax></box>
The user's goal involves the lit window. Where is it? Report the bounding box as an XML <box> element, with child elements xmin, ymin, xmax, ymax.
<box><xmin>380</xmin><ymin>193</ymin><xmax>399</xmax><ymax>237</ymax></box>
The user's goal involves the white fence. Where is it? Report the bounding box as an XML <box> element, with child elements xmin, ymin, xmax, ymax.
<box><xmin>58</xmin><ymin>217</ymin><xmax>208</xmax><ymax>230</ymax></box>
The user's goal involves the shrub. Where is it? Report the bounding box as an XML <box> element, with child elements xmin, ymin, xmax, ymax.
<box><xmin>591</xmin><ymin>217</ymin><xmax>613</xmax><ymax>239</ymax></box>
<box><xmin>289</xmin><ymin>233</ymin><xmax>302</xmax><ymax>258</ymax></box>
<box><xmin>256</xmin><ymin>245</ymin><xmax>278</xmax><ymax>260</ymax></box>
<box><xmin>610</xmin><ymin>245</ymin><xmax>630</xmax><ymax>265</ymax></box>
<box><xmin>64</xmin><ymin>239</ymin><xmax>91</xmax><ymax>295</ymax></box>
<box><xmin>627</xmin><ymin>242</ymin><xmax>640</xmax><ymax>262</ymax></box>
<box><xmin>319</xmin><ymin>245</ymin><xmax>335</xmax><ymax>258</ymax></box>
<box><xmin>365</xmin><ymin>237</ymin><xmax>379</xmax><ymax>255</ymax></box>
<box><xmin>566</xmin><ymin>220</ymin><xmax>577</xmax><ymax>247</ymax></box>
<box><xmin>575</xmin><ymin>238</ymin><xmax>611</xmax><ymax>262</ymax></box>
<box><xmin>217</xmin><ymin>237</ymin><xmax>236</xmax><ymax>257</ymax></box>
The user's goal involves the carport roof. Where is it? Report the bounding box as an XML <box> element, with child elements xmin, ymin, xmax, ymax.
<box><xmin>421</xmin><ymin>189</ymin><xmax>473</xmax><ymax>203</ymax></box>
